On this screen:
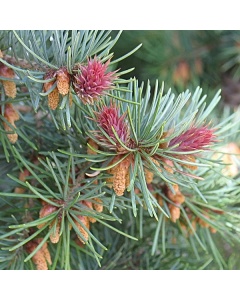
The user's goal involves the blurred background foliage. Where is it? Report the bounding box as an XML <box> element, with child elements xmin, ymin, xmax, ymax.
<box><xmin>112</xmin><ymin>30</ymin><xmax>240</xmax><ymax>110</ymax></box>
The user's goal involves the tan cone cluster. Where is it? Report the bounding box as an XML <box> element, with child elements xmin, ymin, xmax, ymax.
<box><xmin>73</xmin><ymin>197</ymin><xmax>104</xmax><ymax>245</ymax></box>
<box><xmin>47</xmin><ymin>87</ymin><xmax>60</xmax><ymax>110</ymax></box>
<box><xmin>107</xmin><ymin>155</ymin><xmax>132</xmax><ymax>196</ymax></box>
<box><xmin>0</xmin><ymin>61</ymin><xmax>17</xmax><ymax>98</ymax></box>
<box><xmin>38</xmin><ymin>196</ymin><xmax>103</xmax><ymax>246</ymax></box>
<box><xmin>93</xmin><ymin>197</ymin><xmax>103</xmax><ymax>213</ymax></box>
<box><xmin>43</xmin><ymin>67</ymin><xmax>71</xmax><ymax>110</ymax></box>
<box><xmin>25</xmin><ymin>238</ymin><xmax>52</xmax><ymax>270</ymax></box>
<box><xmin>37</xmin><ymin>201</ymin><xmax>60</xmax><ymax>243</ymax></box>
<box><xmin>166</xmin><ymin>184</ymin><xmax>185</xmax><ymax>223</ymax></box>
<box><xmin>74</xmin><ymin>214</ymin><xmax>90</xmax><ymax>244</ymax></box>
<box><xmin>56</xmin><ymin>67</ymin><xmax>71</xmax><ymax>95</ymax></box>
<box><xmin>157</xmin><ymin>184</ymin><xmax>185</xmax><ymax>223</ymax></box>
<box><xmin>82</xmin><ymin>200</ymin><xmax>97</xmax><ymax>223</ymax></box>
<box><xmin>1</xmin><ymin>103</ymin><xmax>20</xmax><ymax>143</ymax></box>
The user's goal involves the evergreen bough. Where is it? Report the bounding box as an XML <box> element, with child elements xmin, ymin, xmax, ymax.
<box><xmin>0</xmin><ymin>30</ymin><xmax>240</xmax><ymax>270</ymax></box>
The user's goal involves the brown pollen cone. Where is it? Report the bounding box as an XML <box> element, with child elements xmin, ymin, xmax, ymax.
<box><xmin>25</xmin><ymin>239</ymin><xmax>52</xmax><ymax>270</ymax></box>
<box><xmin>165</xmin><ymin>184</ymin><xmax>185</xmax><ymax>223</ymax></box>
<box><xmin>166</xmin><ymin>184</ymin><xmax>185</xmax><ymax>205</ymax></box>
<box><xmin>107</xmin><ymin>154</ymin><xmax>132</xmax><ymax>196</ymax></box>
<box><xmin>43</xmin><ymin>73</ymin><xmax>59</xmax><ymax>110</ymax></box>
<box><xmin>56</xmin><ymin>67</ymin><xmax>71</xmax><ymax>95</ymax></box>
<box><xmin>35</xmin><ymin>238</ymin><xmax>52</xmax><ymax>266</ymax></box>
<box><xmin>2</xmin><ymin>103</ymin><xmax>20</xmax><ymax>143</ymax></box>
<box><xmin>38</xmin><ymin>201</ymin><xmax>62</xmax><ymax>243</ymax></box>
<box><xmin>83</xmin><ymin>200</ymin><xmax>96</xmax><ymax>223</ymax></box>
<box><xmin>93</xmin><ymin>197</ymin><xmax>103</xmax><ymax>213</ymax></box>
<box><xmin>74</xmin><ymin>215</ymin><xmax>90</xmax><ymax>244</ymax></box>
<box><xmin>49</xmin><ymin>220</ymin><xmax>61</xmax><ymax>243</ymax></box>
<box><xmin>169</xmin><ymin>204</ymin><xmax>181</xmax><ymax>223</ymax></box>
<box><xmin>37</xmin><ymin>203</ymin><xmax>58</xmax><ymax>229</ymax></box>
<box><xmin>47</xmin><ymin>88</ymin><xmax>60</xmax><ymax>110</ymax></box>
<box><xmin>0</xmin><ymin>64</ymin><xmax>17</xmax><ymax>98</ymax></box>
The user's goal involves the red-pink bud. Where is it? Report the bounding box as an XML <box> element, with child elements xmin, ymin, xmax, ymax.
<box><xmin>73</xmin><ymin>57</ymin><xmax>117</xmax><ymax>105</ymax></box>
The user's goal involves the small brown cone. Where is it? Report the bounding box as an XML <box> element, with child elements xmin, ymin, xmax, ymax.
<box><xmin>169</xmin><ymin>204</ymin><xmax>181</xmax><ymax>223</ymax></box>
<box><xmin>56</xmin><ymin>67</ymin><xmax>70</xmax><ymax>95</ymax></box>
<box><xmin>125</xmin><ymin>171</ymin><xmax>130</xmax><ymax>189</ymax></box>
<box><xmin>75</xmin><ymin>215</ymin><xmax>90</xmax><ymax>244</ymax></box>
<box><xmin>93</xmin><ymin>198</ymin><xmax>103</xmax><ymax>213</ymax></box>
<box><xmin>166</xmin><ymin>184</ymin><xmax>185</xmax><ymax>205</ymax></box>
<box><xmin>25</xmin><ymin>239</ymin><xmax>52</xmax><ymax>270</ymax></box>
<box><xmin>43</xmin><ymin>72</ymin><xmax>60</xmax><ymax>110</ymax></box>
<box><xmin>144</xmin><ymin>169</ymin><xmax>154</xmax><ymax>184</ymax></box>
<box><xmin>35</xmin><ymin>238</ymin><xmax>52</xmax><ymax>265</ymax></box>
<box><xmin>49</xmin><ymin>221</ymin><xmax>61</xmax><ymax>243</ymax></box>
<box><xmin>2</xmin><ymin>81</ymin><xmax>17</xmax><ymax>98</ymax></box>
<box><xmin>2</xmin><ymin>103</ymin><xmax>20</xmax><ymax>143</ymax></box>
<box><xmin>83</xmin><ymin>201</ymin><xmax>96</xmax><ymax>223</ymax></box>
<box><xmin>107</xmin><ymin>155</ymin><xmax>132</xmax><ymax>196</ymax></box>
<box><xmin>112</xmin><ymin>163</ymin><xmax>128</xmax><ymax>196</ymax></box>
<box><xmin>48</xmin><ymin>88</ymin><xmax>60</xmax><ymax>110</ymax></box>
<box><xmin>0</xmin><ymin>50</ymin><xmax>3</xmax><ymax>58</ymax></box>
<box><xmin>37</xmin><ymin>204</ymin><xmax>58</xmax><ymax>229</ymax></box>
<box><xmin>3</xmin><ymin>123</ymin><xmax>18</xmax><ymax>143</ymax></box>
<box><xmin>0</xmin><ymin>64</ymin><xmax>17</xmax><ymax>98</ymax></box>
